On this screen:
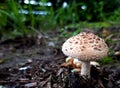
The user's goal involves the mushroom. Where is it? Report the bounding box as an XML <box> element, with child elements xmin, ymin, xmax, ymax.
<box><xmin>61</xmin><ymin>57</ymin><xmax>82</xmax><ymax>69</ymax></box>
<box><xmin>62</xmin><ymin>32</ymin><xmax>108</xmax><ymax>78</ymax></box>
<box><xmin>61</xmin><ymin>57</ymin><xmax>100</xmax><ymax>72</ymax></box>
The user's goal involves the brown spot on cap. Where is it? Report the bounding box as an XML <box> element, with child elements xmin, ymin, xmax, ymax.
<box><xmin>75</xmin><ymin>41</ymin><xmax>78</xmax><ymax>44</ymax></box>
<box><xmin>69</xmin><ymin>41</ymin><xmax>72</xmax><ymax>43</ymax></box>
<box><xmin>93</xmin><ymin>47</ymin><xmax>101</xmax><ymax>51</ymax></box>
<box><xmin>89</xmin><ymin>41</ymin><xmax>94</xmax><ymax>43</ymax></box>
<box><xmin>97</xmin><ymin>38</ymin><xmax>100</xmax><ymax>40</ymax></box>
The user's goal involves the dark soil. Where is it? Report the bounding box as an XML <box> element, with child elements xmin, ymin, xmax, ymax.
<box><xmin>0</xmin><ymin>28</ymin><xmax>120</xmax><ymax>88</ymax></box>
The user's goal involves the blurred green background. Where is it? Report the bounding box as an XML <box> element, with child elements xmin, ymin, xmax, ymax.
<box><xmin>0</xmin><ymin>0</ymin><xmax>120</xmax><ymax>41</ymax></box>
<box><xmin>0</xmin><ymin>0</ymin><xmax>120</xmax><ymax>65</ymax></box>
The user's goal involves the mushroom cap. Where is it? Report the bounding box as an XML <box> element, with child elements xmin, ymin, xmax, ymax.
<box><xmin>62</xmin><ymin>32</ymin><xmax>109</xmax><ymax>61</ymax></box>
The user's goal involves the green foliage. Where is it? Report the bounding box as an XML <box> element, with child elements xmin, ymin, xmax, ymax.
<box><xmin>0</xmin><ymin>0</ymin><xmax>35</xmax><ymax>41</ymax></box>
<box><xmin>77</xmin><ymin>1</ymin><xmax>105</xmax><ymax>21</ymax></box>
<box><xmin>99</xmin><ymin>56</ymin><xmax>115</xmax><ymax>64</ymax></box>
<box><xmin>0</xmin><ymin>0</ymin><xmax>120</xmax><ymax>41</ymax></box>
<box><xmin>38</xmin><ymin>8</ymin><xmax>57</xmax><ymax>30</ymax></box>
<box><xmin>60</xmin><ymin>22</ymin><xmax>111</xmax><ymax>38</ymax></box>
<box><xmin>75</xmin><ymin>0</ymin><xmax>120</xmax><ymax>21</ymax></box>
<box><xmin>60</xmin><ymin>27</ymin><xmax>82</xmax><ymax>38</ymax></box>
<box><xmin>0</xmin><ymin>0</ymin><xmax>57</xmax><ymax>41</ymax></box>
<box><xmin>55</xmin><ymin>1</ymin><xmax>79</xmax><ymax>25</ymax></box>
<box><xmin>108</xmin><ymin>8</ymin><xmax>120</xmax><ymax>24</ymax></box>
<box><xmin>77</xmin><ymin>22</ymin><xmax>111</xmax><ymax>28</ymax></box>
<box><xmin>26</xmin><ymin>0</ymin><xmax>57</xmax><ymax>30</ymax></box>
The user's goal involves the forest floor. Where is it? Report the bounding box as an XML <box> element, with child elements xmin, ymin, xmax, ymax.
<box><xmin>0</xmin><ymin>27</ymin><xmax>120</xmax><ymax>88</ymax></box>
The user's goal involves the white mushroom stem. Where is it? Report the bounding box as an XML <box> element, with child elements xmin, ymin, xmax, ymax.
<box><xmin>81</xmin><ymin>61</ymin><xmax>91</xmax><ymax>78</ymax></box>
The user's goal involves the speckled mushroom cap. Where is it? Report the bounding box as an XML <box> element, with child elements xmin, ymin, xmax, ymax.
<box><xmin>62</xmin><ymin>32</ymin><xmax>109</xmax><ymax>61</ymax></box>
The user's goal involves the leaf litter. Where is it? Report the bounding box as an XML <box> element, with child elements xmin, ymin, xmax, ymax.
<box><xmin>0</xmin><ymin>28</ymin><xmax>120</xmax><ymax>88</ymax></box>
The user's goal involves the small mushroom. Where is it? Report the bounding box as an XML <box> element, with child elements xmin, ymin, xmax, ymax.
<box><xmin>61</xmin><ymin>57</ymin><xmax>82</xmax><ymax>69</ymax></box>
<box><xmin>62</xmin><ymin>32</ymin><xmax>108</xmax><ymax>78</ymax></box>
<box><xmin>61</xmin><ymin>57</ymin><xmax>100</xmax><ymax>72</ymax></box>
